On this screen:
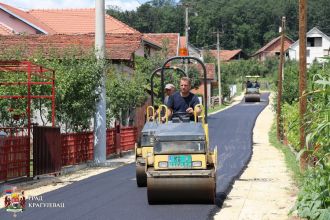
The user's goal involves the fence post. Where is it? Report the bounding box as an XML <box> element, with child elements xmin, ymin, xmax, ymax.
<box><xmin>115</xmin><ymin>122</ymin><xmax>121</xmax><ymax>157</ymax></box>
<box><xmin>0</xmin><ymin>131</ymin><xmax>7</xmax><ymax>181</ymax></box>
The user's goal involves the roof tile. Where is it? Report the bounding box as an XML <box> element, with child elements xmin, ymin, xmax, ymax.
<box><xmin>0</xmin><ymin>33</ymin><xmax>142</xmax><ymax>60</ymax></box>
<box><xmin>0</xmin><ymin>23</ymin><xmax>13</xmax><ymax>35</ymax></box>
<box><xmin>144</xmin><ymin>33</ymin><xmax>179</xmax><ymax>57</ymax></box>
<box><xmin>209</xmin><ymin>49</ymin><xmax>242</xmax><ymax>61</ymax></box>
<box><xmin>28</xmin><ymin>9</ymin><xmax>140</xmax><ymax>34</ymax></box>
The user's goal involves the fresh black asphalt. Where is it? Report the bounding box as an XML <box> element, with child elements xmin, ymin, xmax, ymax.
<box><xmin>0</xmin><ymin>93</ymin><xmax>269</xmax><ymax>220</ymax></box>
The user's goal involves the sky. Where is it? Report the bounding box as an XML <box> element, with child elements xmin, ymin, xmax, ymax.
<box><xmin>0</xmin><ymin>0</ymin><xmax>149</xmax><ymax>11</ymax></box>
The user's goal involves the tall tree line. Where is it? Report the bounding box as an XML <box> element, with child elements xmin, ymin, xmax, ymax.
<box><xmin>107</xmin><ymin>0</ymin><xmax>330</xmax><ymax>55</ymax></box>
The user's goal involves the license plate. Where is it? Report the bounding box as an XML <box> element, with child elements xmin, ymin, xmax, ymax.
<box><xmin>168</xmin><ymin>155</ymin><xmax>192</xmax><ymax>168</ymax></box>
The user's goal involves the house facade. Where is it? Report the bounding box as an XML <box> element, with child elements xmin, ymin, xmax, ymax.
<box><xmin>252</xmin><ymin>35</ymin><xmax>294</xmax><ymax>61</ymax></box>
<box><xmin>288</xmin><ymin>27</ymin><xmax>330</xmax><ymax>65</ymax></box>
<box><xmin>190</xmin><ymin>63</ymin><xmax>215</xmax><ymax>106</ymax></box>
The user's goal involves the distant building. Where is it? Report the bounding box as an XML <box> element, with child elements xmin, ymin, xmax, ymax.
<box><xmin>191</xmin><ymin>63</ymin><xmax>215</xmax><ymax>107</ymax></box>
<box><xmin>0</xmin><ymin>2</ymin><xmax>162</xmax><ymax>70</ymax></box>
<box><xmin>252</xmin><ymin>35</ymin><xmax>294</xmax><ymax>61</ymax></box>
<box><xmin>208</xmin><ymin>49</ymin><xmax>246</xmax><ymax>62</ymax></box>
<box><xmin>288</xmin><ymin>27</ymin><xmax>330</xmax><ymax>65</ymax></box>
<box><xmin>143</xmin><ymin>33</ymin><xmax>180</xmax><ymax>57</ymax></box>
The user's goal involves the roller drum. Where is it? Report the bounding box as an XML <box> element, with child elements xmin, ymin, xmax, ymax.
<box><xmin>147</xmin><ymin>177</ymin><xmax>215</xmax><ymax>204</ymax></box>
<box><xmin>136</xmin><ymin>164</ymin><xmax>147</xmax><ymax>187</ymax></box>
<box><xmin>245</xmin><ymin>94</ymin><xmax>260</xmax><ymax>102</ymax></box>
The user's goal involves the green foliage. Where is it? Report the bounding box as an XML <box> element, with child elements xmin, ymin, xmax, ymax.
<box><xmin>106</xmin><ymin>66</ymin><xmax>148</xmax><ymax>122</ymax></box>
<box><xmin>107</xmin><ymin>0</ymin><xmax>184</xmax><ymax>34</ymax></box>
<box><xmin>0</xmin><ymin>70</ymin><xmax>28</xmax><ymax>127</ymax></box>
<box><xmin>272</xmin><ymin>61</ymin><xmax>299</xmax><ymax>112</ymax></box>
<box><xmin>0</xmin><ymin>46</ymin><xmax>103</xmax><ymax>132</ymax></box>
<box><xmin>289</xmin><ymin>58</ymin><xmax>330</xmax><ymax>219</ymax></box>
<box><xmin>209</xmin><ymin>58</ymin><xmax>276</xmax><ymax>98</ymax></box>
<box><xmin>36</xmin><ymin>50</ymin><xmax>104</xmax><ymax>132</ymax></box>
<box><xmin>282</xmin><ymin>102</ymin><xmax>300</xmax><ymax>151</ymax></box>
<box><xmin>282</xmin><ymin>61</ymin><xmax>299</xmax><ymax>104</ymax></box>
<box><xmin>293</xmin><ymin>165</ymin><xmax>330</xmax><ymax>220</ymax></box>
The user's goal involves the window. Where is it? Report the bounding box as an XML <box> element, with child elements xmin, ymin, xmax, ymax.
<box><xmin>307</xmin><ymin>37</ymin><xmax>322</xmax><ymax>47</ymax></box>
<box><xmin>307</xmin><ymin>49</ymin><xmax>310</xmax><ymax>57</ymax></box>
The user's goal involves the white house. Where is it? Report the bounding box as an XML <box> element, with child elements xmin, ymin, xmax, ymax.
<box><xmin>288</xmin><ymin>27</ymin><xmax>330</xmax><ymax>65</ymax></box>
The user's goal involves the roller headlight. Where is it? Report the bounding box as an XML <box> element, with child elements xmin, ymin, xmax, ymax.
<box><xmin>158</xmin><ymin>161</ymin><xmax>168</xmax><ymax>168</ymax></box>
<box><xmin>192</xmin><ymin>161</ymin><xmax>202</xmax><ymax>167</ymax></box>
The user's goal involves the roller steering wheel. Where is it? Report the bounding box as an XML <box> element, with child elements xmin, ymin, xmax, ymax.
<box><xmin>172</xmin><ymin>111</ymin><xmax>192</xmax><ymax>121</ymax></box>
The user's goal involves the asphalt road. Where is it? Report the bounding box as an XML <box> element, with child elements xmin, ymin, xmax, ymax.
<box><xmin>0</xmin><ymin>93</ymin><xmax>269</xmax><ymax>220</ymax></box>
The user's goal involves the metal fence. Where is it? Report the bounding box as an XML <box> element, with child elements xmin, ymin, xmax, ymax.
<box><xmin>0</xmin><ymin>126</ymin><xmax>137</xmax><ymax>181</ymax></box>
<box><xmin>0</xmin><ymin>135</ymin><xmax>29</xmax><ymax>181</ymax></box>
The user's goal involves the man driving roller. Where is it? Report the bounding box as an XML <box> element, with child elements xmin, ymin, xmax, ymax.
<box><xmin>162</xmin><ymin>77</ymin><xmax>201</xmax><ymax>122</ymax></box>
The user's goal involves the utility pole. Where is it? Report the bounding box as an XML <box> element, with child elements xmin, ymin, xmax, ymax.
<box><xmin>277</xmin><ymin>16</ymin><xmax>286</xmax><ymax>141</ymax></box>
<box><xmin>94</xmin><ymin>0</ymin><xmax>106</xmax><ymax>164</ymax></box>
<box><xmin>212</xmin><ymin>29</ymin><xmax>222</xmax><ymax>105</ymax></box>
<box><xmin>185</xmin><ymin>6</ymin><xmax>189</xmax><ymax>50</ymax></box>
<box><xmin>216</xmin><ymin>30</ymin><xmax>222</xmax><ymax>105</ymax></box>
<box><xmin>299</xmin><ymin>0</ymin><xmax>307</xmax><ymax>171</ymax></box>
<box><xmin>183</xmin><ymin>4</ymin><xmax>190</xmax><ymax>73</ymax></box>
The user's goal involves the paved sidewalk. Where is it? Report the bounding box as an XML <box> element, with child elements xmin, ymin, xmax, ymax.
<box><xmin>214</xmin><ymin>95</ymin><xmax>298</xmax><ymax>220</ymax></box>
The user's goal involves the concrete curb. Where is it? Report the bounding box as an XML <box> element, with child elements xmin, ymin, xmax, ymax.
<box><xmin>0</xmin><ymin>150</ymin><xmax>135</xmax><ymax>191</ymax></box>
<box><xmin>208</xmin><ymin>93</ymin><xmax>244</xmax><ymax>116</ymax></box>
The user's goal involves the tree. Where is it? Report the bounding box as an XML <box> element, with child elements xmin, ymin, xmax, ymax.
<box><xmin>108</xmin><ymin>0</ymin><xmax>330</xmax><ymax>55</ymax></box>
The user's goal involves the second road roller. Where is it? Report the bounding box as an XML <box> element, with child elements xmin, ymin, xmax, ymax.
<box><xmin>244</xmin><ymin>75</ymin><xmax>261</xmax><ymax>102</ymax></box>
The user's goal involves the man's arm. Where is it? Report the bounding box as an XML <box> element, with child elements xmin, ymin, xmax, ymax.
<box><xmin>161</xmin><ymin>108</ymin><xmax>172</xmax><ymax>122</ymax></box>
<box><xmin>190</xmin><ymin>95</ymin><xmax>202</xmax><ymax>115</ymax></box>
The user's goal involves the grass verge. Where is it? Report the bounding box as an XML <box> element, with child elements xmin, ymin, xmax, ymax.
<box><xmin>269</xmin><ymin>123</ymin><xmax>302</xmax><ymax>185</ymax></box>
<box><xmin>208</xmin><ymin>103</ymin><xmax>229</xmax><ymax>114</ymax></box>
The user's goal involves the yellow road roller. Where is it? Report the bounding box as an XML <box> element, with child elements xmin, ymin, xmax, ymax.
<box><xmin>135</xmin><ymin>67</ymin><xmax>186</xmax><ymax>187</ymax></box>
<box><xmin>146</xmin><ymin>56</ymin><xmax>217</xmax><ymax>204</ymax></box>
<box><xmin>135</xmin><ymin>106</ymin><xmax>158</xmax><ymax>187</ymax></box>
<box><xmin>244</xmin><ymin>75</ymin><xmax>261</xmax><ymax>102</ymax></box>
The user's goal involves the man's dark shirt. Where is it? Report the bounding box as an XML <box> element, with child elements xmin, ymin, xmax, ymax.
<box><xmin>167</xmin><ymin>91</ymin><xmax>200</xmax><ymax>118</ymax></box>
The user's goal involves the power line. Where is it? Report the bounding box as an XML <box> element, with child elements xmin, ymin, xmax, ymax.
<box><xmin>134</xmin><ymin>0</ymin><xmax>142</xmax><ymax>5</ymax></box>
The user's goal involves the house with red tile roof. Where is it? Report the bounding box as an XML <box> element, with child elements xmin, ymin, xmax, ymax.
<box><xmin>252</xmin><ymin>35</ymin><xmax>294</xmax><ymax>61</ymax></box>
<box><xmin>0</xmin><ymin>2</ymin><xmax>160</xmax><ymax>64</ymax></box>
<box><xmin>207</xmin><ymin>49</ymin><xmax>245</xmax><ymax>62</ymax></box>
<box><xmin>191</xmin><ymin>63</ymin><xmax>215</xmax><ymax>106</ymax></box>
<box><xmin>143</xmin><ymin>33</ymin><xmax>180</xmax><ymax>57</ymax></box>
<box><xmin>28</xmin><ymin>8</ymin><xmax>140</xmax><ymax>35</ymax></box>
<box><xmin>0</xmin><ymin>33</ymin><xmax>142</xmax><ymax>63</ymax></box>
